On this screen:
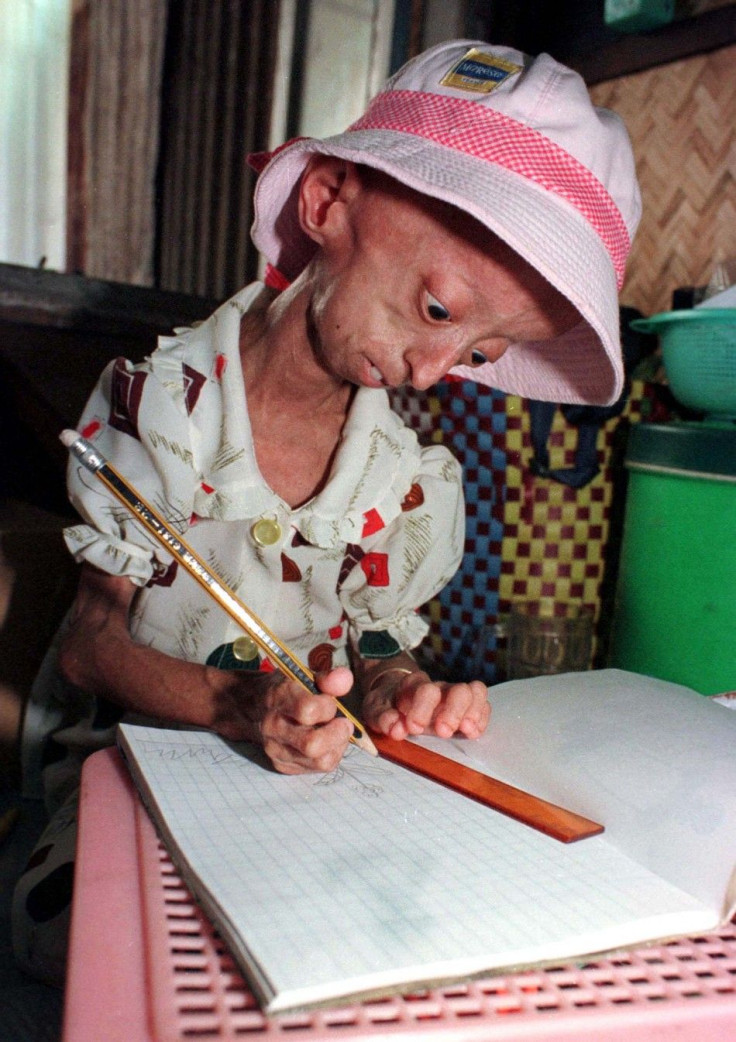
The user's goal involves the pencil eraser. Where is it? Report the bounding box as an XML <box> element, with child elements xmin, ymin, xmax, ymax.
<box><xmin>60</xmin><ymin>429</ymin><xmax>80</xmax><ymax>448</ymax></box>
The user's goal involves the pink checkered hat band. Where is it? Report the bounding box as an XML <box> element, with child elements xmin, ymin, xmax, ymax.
<box><xmin>349</xmin><ymin>90</ymin><xmax>630</xmax><ymax>290</ymax></box>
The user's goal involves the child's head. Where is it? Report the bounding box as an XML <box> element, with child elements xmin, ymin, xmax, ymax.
<box><xmin>251</xmin><ymin>40</ymin><xmax>641</xmax><ymax>406</ymax></box>
<box><xmin>294</xmin><ymin>157</ymin><xmax>581</xmax><ymax>392</ymax></box>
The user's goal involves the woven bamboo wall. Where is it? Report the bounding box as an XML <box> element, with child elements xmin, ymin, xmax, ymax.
<box><xmin>591</xmin><ymin>44</ymin><xmax>736</xmax><ymax>317</ymax></box>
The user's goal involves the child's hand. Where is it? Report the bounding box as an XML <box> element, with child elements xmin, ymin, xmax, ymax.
<box><xmin>213</xmin><ymin>666</ymin><xmax>355</xmax><ymax>774</ymax></box>
<box><xmin>59</xmin><ymin>564</ymin><xmax>356</xmax><ymax>776</ymax></box>
<box><xmin>363</xmin><ymin>667</ymin><xmax>490</xmax><ymax>741</ymax></box>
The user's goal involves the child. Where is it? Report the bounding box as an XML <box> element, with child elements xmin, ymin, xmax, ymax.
<box><xmin>14</xmin><ymin>39</ymin><xmax>640</xmax><ymax>983</ymax></box>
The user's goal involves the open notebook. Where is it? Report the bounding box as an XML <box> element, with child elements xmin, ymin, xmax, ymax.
<box><xmin>117</xmin><ymin>669</ymin><xmax>736</xmax><ymax>1013</ymax></box>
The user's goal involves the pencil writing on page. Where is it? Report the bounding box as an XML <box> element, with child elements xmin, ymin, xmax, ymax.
<box><xmin>60</xmin><ymin>429</ymin><xmax>378</xmax><ymax>757</ymax></box>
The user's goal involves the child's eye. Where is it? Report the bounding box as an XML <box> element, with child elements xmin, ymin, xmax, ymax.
<box><xmin>426</xmin><ymin>292</ymin><xmax>451</xmax><ymax>321</ymax></box>
<box><xmin>470</xmin><ymin>349</ymin><xmax>488</xmax><ymax>366</ymax></box>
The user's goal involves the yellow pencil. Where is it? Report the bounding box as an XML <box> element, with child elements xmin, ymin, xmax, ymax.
<box><xmin>61</xmin><ymin>430</ymin><xmax>378</xmax><ymax>757</ymax></box>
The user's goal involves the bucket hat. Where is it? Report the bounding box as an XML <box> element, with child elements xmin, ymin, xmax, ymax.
<box><xmin>251</xmin><ymin>40</ymin><xmax>641</xmax><ymax>405</ymax></box>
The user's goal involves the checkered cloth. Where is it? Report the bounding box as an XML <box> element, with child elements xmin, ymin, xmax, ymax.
<box><xmin>391</xmin><ymin>379</ymin><xmax>507</xmax><ymax>684</ymax></box>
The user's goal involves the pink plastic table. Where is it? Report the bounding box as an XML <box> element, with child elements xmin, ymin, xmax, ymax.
<box><xmin>63</xmin><ymin>747</ymin><xmax>736</xmax><ymax>1041</ymax></box>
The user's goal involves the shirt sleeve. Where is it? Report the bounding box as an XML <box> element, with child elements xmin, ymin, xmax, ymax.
<box><xmin>338</xmin><ymin>444</ymin><xmax>465</xmax><ymax>654</ymax></box>
<box><xmin>63</xmin><ymin>340</ymin><xmax>198</xmax><ymax>585</ymax></box>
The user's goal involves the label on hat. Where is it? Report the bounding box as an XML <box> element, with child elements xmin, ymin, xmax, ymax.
<box><xmin>440</xmin><ymin>48</ymin><xmax>522</xmax><ymax>93</ymax></box>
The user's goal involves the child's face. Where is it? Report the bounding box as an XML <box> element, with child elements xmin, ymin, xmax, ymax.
<box><xmin>303</xmin><ymin>168</ymin><xmax>580</xmax><ymax>391</ymax></box>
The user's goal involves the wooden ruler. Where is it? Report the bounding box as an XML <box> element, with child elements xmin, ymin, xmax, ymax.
<box><xmin>372</xmin><ymin>735</ymin><xmax>604</xmax><ymax>844</ymax></box>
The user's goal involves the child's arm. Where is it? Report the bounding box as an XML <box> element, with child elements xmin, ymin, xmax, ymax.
<box><xmin>355</xmin><ymin>652</ymin><xmax>490</xmax><ymax>741</ymax></box>
<box><xmin>58</xmin><ymin>563</ymin><xmax>354</xmax><ymax>774</ymax></box>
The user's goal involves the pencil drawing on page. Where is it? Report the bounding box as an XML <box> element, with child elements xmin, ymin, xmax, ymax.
<box><xmin>314</xmin><ymin>746</ymin><xmax>391</xmax><ymax>797</ymax></box>
<box><xmin>134</xmin><ymin>734</ymin><xmax>392</xmax><ymax>797</ymax></box>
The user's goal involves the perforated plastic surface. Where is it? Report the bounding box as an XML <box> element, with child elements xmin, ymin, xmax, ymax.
<box><xmin>64</xmin><ymin>748</ymin><xmax>736</xmax><ymax>1042</ymax></box>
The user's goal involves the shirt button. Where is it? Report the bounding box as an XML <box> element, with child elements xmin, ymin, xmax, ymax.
<box><xmin>232</xmin><ymin>635</ymin><xmax>259</xmax><ymax>662</ymax></box>
<box><xmin>250</xmin><ymin>517</ymin><xmax>282</xmax><ymax>546</ymax></box>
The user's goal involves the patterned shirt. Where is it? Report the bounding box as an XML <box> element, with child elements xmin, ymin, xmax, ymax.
<box><xmin>63</xmin><ymin>283</ymin><xmax>466</xmax><ymax>674</ymax></box>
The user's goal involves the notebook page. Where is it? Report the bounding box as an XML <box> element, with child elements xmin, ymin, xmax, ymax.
<box><xmin>415</xmin><ymin>670</ymin><xmax>736</xmax><ymax>914</ymax></box>
<box><xmin>118</xmin><ymin>724</ymin><xmax>715</xmax><ymax>1013</ymax></box>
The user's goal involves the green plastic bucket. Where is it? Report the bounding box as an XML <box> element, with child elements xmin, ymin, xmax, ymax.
<box><xmin>610</xmin><ymin>422</ymin><xmax>736</xmax><ymax>694</ymax></box>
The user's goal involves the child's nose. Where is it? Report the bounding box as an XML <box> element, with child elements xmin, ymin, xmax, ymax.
<box><xmin>404</xmin><ymin>342</ymin><xmax>460</xmax><ymax>391</ymax></box>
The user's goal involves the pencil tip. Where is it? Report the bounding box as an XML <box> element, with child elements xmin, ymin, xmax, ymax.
<box><xmin>355</xmin><ymin>731</ymin><xmax>379</xmax><ymax>757</ymax></box>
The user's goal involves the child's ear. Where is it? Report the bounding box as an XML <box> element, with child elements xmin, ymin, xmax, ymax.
<box><xmin>298</xmin><ymin>157</ymin><xmax>362</xmax><ymax>246</ymax></box>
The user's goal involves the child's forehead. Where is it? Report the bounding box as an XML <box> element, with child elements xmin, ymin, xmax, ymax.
<box><xmin>350</xmin><ymin>163</ymin><xmax>579</xmax><ymax>325</ymax></box>
<box><xmin>355</xmin><ymin>173</ymin><xmax>578</xmax><ymax>322</ymax></box>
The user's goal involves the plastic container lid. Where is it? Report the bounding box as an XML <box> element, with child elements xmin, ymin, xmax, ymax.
<box><xmin>625</xmin><ymin>422</ymin><xmax>736</xmax><ymax>482</ymax></box>
<box><xmin>630</xmin><ymin>308</ymin><xmax>736</xmax><ymax>334</ymax></box>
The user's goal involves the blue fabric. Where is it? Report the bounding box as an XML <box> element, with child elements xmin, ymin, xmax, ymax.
<box><xmin>429</xmin><ymin>382</ymin><xmax>507</xmax><ymax>685</ymax></box>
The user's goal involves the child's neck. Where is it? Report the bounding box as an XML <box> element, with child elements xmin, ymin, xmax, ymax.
<box><xmin>239</xmin><ymin>284</ymin><xmax>355</xmax><ymax>508</ymax></box>
<box><xmin>241</xmin><ymin>283</ymin><xmax>351</xmax><ymax>411</ymax></box>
